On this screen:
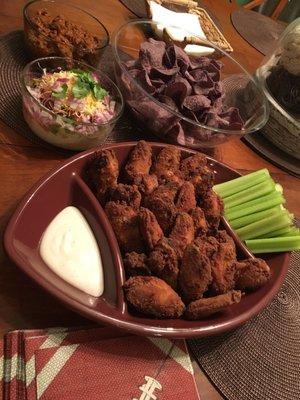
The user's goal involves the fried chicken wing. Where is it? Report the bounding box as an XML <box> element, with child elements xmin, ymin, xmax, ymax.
<box><xmin>105</xmin><ymin>202</ymin><xmax>145</xmax><ymax>253</ymax></box>
<box><xmin>144</xmin><ymin>183</ymin><xmax>180</xmax><ymax>234</ymax></box>
<box><xmin>189</xmin><ymin>167</ymin><xmax>215</xmax><ymax>198</ymax></box>
<box><xmin>133</xmin><ymin>174</ymin><xmax>158</xmax><ymax>196</ymax></box>
<box><xmin>180</xmin><ymin>152</ymin><xmax>207</xmax><ymax>179</ymax></box>
<box><xmin>156</xmin><ymin>171</ymin><xmax>184</xmax><ymax>186</ymax></box>
<box><xmin>179</xmin><ymin>243</ymin><xmax>212</xmax><ymax>303</ymax></box>
<box><xmin>176</xmin><ymin>182</ymin><xmax>196</xmax><ymax>213</ymax></box>
<box><xmin>208</xmin><ymin>230</ymin><xmax>237</xmax><ymax>295</ymax></box>
<box><xmin>200</xmin><ymin>190</ymin><xmax>224</xmax><ymax>230</ymax></box>
<box><xmin>185</xmin><ymin>290</ymin><xmax>242</xmax><ymax>320</ymax></box>
<box><xmin>123</xmin><ymin>252</ymin><xmax>150</xmax><ymax>277</ymax></box>
<box><xmin>190</xmin><ymin>207</ymin><xmax>208</xmax><ymax>236</ymax></box>
<box><xmin>124</xmin><ymin>141</ymin><xmax>152</xmax><ymax>181</ymax></box>
<box><xmin>193</xmin><ymin>235</ymin><xmax>219</xmax><ymax>258</ymax></box>
<box><xmin>123</xmin><ymin>276</ymin><xmax>185</xmax><ymax>319</ymax></box>
<box><xmin>169</xmin><ymin>212</ymin><xmax>195</xmax><ymax>258</ymax></box>
<box><xmin>109</xmin><ymin>183</ymin><xmax>141</xmax><ymax>209</ymax></box>
<box><xmin>147</xmin><ymin>238</ymin><xmax>179</xmax><ymax>289</ymax></box>
<box><xmin>86</xmin><ymin>149</ymin><xmax>119</xmax><ymax>204</ymax></box>
<box><xmin>151</xmin><ymin>146</ymin><xmax>181</xmax><ymax>178</ymax></box>
<box><xmin>147</xmin><ymin>182</ymin><xmax>181</xmax><ymax>203</ymax></box>
<box><xmin>235</xmin><ymin>258</ymin><xmax>271</xmax><ymax>290</ymax></box>
<box><xmin>139</xmin><ymin>207</ymin><xmax>163</xmax><ymax>250</ymax></box>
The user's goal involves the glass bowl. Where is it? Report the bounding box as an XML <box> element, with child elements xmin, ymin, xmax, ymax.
<box><xmin>21</xmin><ymin>57</ymin><xmax>124</xmax><ymax>151</ymax></box>
<box><xmin>255</xmin><ymin>18</ymin><xmax>300</xmax><ymax>159</ymax></box>
<box><xmin>23</xmin><ymin>0</ymin><xmax>109</xmax><ymax>67</ymax></box>
<box><xmin>112</xmin><ymin>20</ymin><xmax>269</xmax><ymax>149</ymax></box>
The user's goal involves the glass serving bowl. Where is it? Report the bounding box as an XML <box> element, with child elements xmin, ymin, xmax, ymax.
<box><xmin>21</xmin><ymin>57</ymin><xmax>124</xmax><ymax>151</ymax></box>
<box><xmin>255</xmin><ymin>18</ymin><xmax>300</xmax><ymax>159</ymax></box>
<box><xmin>112</xmin><ymin>20</ymin><xmax>269</xmax><ymax>149</ymax></box>
<box><xmin>23</xmin><ymin>0</ymin><xmax>109</xmax><ymax>67</ymax></box>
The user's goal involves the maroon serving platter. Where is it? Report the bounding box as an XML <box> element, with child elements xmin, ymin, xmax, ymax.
<box><xmin>4</xmin><ymin>142</ymin><xmax>290</xmax><ymax>338</ymax></box>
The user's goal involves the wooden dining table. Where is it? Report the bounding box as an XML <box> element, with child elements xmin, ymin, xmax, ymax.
<box><xmin>0</xmin><ymin>0</ymin><xmax>299</xmax><ymax>398</ymax></box>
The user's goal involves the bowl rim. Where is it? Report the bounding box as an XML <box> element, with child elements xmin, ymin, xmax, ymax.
<box><xmin>23</xmin><ymin>0</ymin><xmax>110</xmax><ymax>51</ymax></box>
<box><xmin>3</xmin><ymin>141</ymin><xmax>290</xmax><ymax>338</ymax></box>
<box><xmin>21</xmin><ymin>56</ymin><xmax>125</xmax><ymax>128</ymax></box>
<box><xmin>112</xmin><ymin>19</ymin><xmax>270</xmax><ymax>136</ymax></box>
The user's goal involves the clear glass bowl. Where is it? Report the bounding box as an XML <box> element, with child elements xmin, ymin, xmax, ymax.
<box><xmin>23</xmin><ymin>0</ymin><xmax>109</xmax><ymax>67</ymax></box>
<box><xmin>255</xmin><ymin>18</ymin><xmax>300</xmax><ymax>159</ymax></box>
<box><xmin>112</xmin><ymin>20</ymin><xmax>269</xmax><ymax>149</ymax></box>
<box><xmin>21</xmin><ymin>57</ymin><xmax>124</xmax><ymax>151</ymax></box>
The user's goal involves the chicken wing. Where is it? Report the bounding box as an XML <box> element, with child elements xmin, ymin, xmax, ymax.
<box><xmin>86</xmin><ymin>149</ymin><xmax>119</xmax><ymax>204</ymax></box>
<box><xmin>235</xmin><ymin>258</ymin><xmax>270</xmax><ymax>290</ymax></box>
<box><xmin>176</xmin><ymin>182</ymin><xmax>196</xmax><ymax>213</ymax></box>
<box><xmin>109</xmin><ymin>183</ymin><xmax>141</xmax><ymax>209</ymax></box>
<box><xmin>147</xmin><ymin>238</ymin><xmax>179</xmax><ymax>289</ymax></box>
<box><xmin>189</xmin><ymin>167</ymin><xmax>215</xmax><ymax>198</ymax></box>
<box><xmin>179</xmin><ymin>242</ymin><xmax>212</xmax><ymax>303</ymax></box>
<box><xmin>144</xmin><ymin>183</ymin><xmax>180</xmax><ymax>234</ymax></box>
<box><xmin>123</xmin><ymin>252</ymin><xmax>150</xmax><ymax>277</ymax></box>
<box><xmin>185</xmin><ymin>290</ymin><xmax>242</xmax><ymax>320</ymax></box>
<box><xmin>133</xmin><ymin>174</ymin><xmax>158</xmax><ymax>196</ymax></box>
<box><xmin>124</xmin><ymin>141</ymin><xmax>152</xmax><ymax>181</ymax></box>
<box><xmin>123</xmin><ymin>276</ymin><xmax>185</xmax><ymax>319</ymax></box>
<box><xmin>209</xmin><ymin>230</ymin><xmax>237</xmax><ymax>295</ymax></box>
<box><xmin>190</xmin><ymin>207</ymin><xmax>208</xmax><ymax>236</ymax></box>
<box><xmin>180</xmin><ymin>152</ymin><xmax>207</xmax><ymax>179</ymax></box>
<box><xmin>105</xmin><ymin>201</ymin><xmax>145</xmax><ymax>253</ymax></box>
<box><xmin>151</xmin><ymin>146</ymin><xmax>181</xmax><ymax>178</ymax></box>
<box><xmin>200</xmin><ymin>190</ymin><xmax>224</xmax><ymax>231</ymax></box>
<box><xmin>139</xmin><ymin>207</ymin><xmax>163</xmax><ymax>250</ymax></box>
<box><xmin>169</xmin><ymin>212</ymin><xmax>195</xmax><ymax>258</ymax></box>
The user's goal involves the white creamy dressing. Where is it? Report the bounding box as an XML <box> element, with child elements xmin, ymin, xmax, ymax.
<box><xmin>40</xmin><ymin>206</ymin><xmax>104</xmax><ymax>297</ymax></box>
<box><xmin>149</xmin><ymin>1</ymin><xmax>215</xmax><ymax>56</ymax></box>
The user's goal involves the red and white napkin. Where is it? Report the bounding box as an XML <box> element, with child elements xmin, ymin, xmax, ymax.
<box><xmin>0</xmin><ymin>326</ymin><xmax>200</xmax><ymax>400</ymax></box>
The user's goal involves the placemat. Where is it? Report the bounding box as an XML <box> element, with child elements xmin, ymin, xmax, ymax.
<box><xmin>188</xmin><ymin>220</ymin><xmax>300</xmax><ymax>400</ymax></box>
<box><xmin>242</xmin><ymin>131</ymin><xmax>300</xmax><ymax>178</ymax></box>
<box><xmin>231</xmin><ymin>9</ymin><xmax>285</xmax><ymax>56</ymax></box>
<box><xmin>1</xmin><ymin>326</ymin><xmax>200</xmax><ymax>400</ymax></box>
<box><xmin>0</xmin><ymin>30</ymin><xmax>155</xmax><ymax>152</ymax></box>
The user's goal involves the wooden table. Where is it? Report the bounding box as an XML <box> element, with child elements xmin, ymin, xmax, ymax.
<box><xmin>0</xmin><ymin>1</ymin><xmax>299</xmax><ymax>399</ymax></box>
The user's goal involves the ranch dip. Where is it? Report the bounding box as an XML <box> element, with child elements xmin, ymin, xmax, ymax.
<box><xmin>40</xmin><ymin>206</ymin><xmax>104</xmax><ymax>297</ymax></box>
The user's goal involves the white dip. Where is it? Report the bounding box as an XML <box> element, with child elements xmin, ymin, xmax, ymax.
<box><xmin>40</xmin><ymin>206</ymin><xmax>104</xmax><ymax>297</ymax></box>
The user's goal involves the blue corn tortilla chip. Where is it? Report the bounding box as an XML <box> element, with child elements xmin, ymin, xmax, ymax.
<box><xmin>139</xmin><ymin>38</ymin><xmax>166</xmax><ymax>72</ymax></box>
<box><xmin>218</xmin><ymin>107</ymin><xmax>244</xmax><ymax>130</ymax></box>
<box><xmin>164</xmin><ymin>76</ymin><xmax>192</xmax><ymax>106</ymax></box>
<box><xmin>157</xmin><ymin>94</ymin><xmax>179</xmax><ymax>112</ymax></box>
<box><xmin>137</xmin><ymin>70</ymin><xmax>156</xmax><ymax>95</ymax></box>
<box><xmin>183</xmin><ymin>95</ymin><xmax>211</xmax><ymax>112</ymax></box>
<box><xmin>127</xmin><ymin>99</ymin><xmax>180</xmax><ymax>133</ymax></box>
<box><xmin>123</xmin><ymin>39</ymin><xmax>244</xmax><ymax>136</ymax></box>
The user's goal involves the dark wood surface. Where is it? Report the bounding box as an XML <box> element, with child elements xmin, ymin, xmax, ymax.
<box><xmin>0</xmin><ymin>1</ymin><xmax>299</xmax><ymax>399</ymax></box>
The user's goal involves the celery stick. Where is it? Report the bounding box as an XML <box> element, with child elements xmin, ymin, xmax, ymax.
<box><xmin>275</xmin><ymin>183</ymin><xmax>283</xmax><ymax>194</ymax></box>
<box><xmin>229</xmin><ymin>206</ymin><xmax>282</xmax><ymax>229</ymax></box>
<box><xmin>259</xmin><ymin>225</ymin><xmax>295</xmax><ymax>238</ymax></box>
<box><xmin>225</xmin><ymin>192</ymin><xmax>285</xmax><ymax>220</ymax></box>
<box><xmin>213</xmin><ymin>169</ymin><xmax>270</xmax><ymax>198</ymax></box>
<box><xmin>235</xmin><ymin>210</ymin><xmax>291</xmax><ymax>240</ymax></box>
<box><xmin>281</xmin><ymin>228</ymin><xmax>300</xmax><ymax>237</ymax></box>
<box><xmin>245</xmin><ymin>236</ymin><xmax>300</xmax><ymax>253</ymax></box>
<box><xmin>261</xmin><ymin>226</ymin><xmax>300</xmax><ymax>238</ymax></box>
<box><xmin>223</xmin><ymin>179</ymin><xmax>275</xmax><ymax>209</ymax></box>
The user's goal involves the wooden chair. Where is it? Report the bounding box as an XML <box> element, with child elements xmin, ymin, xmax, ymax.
<box><xmin>243</xmin><ymin>0</ymin><xmax>289</xmax><ymax>19</ymax></box>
